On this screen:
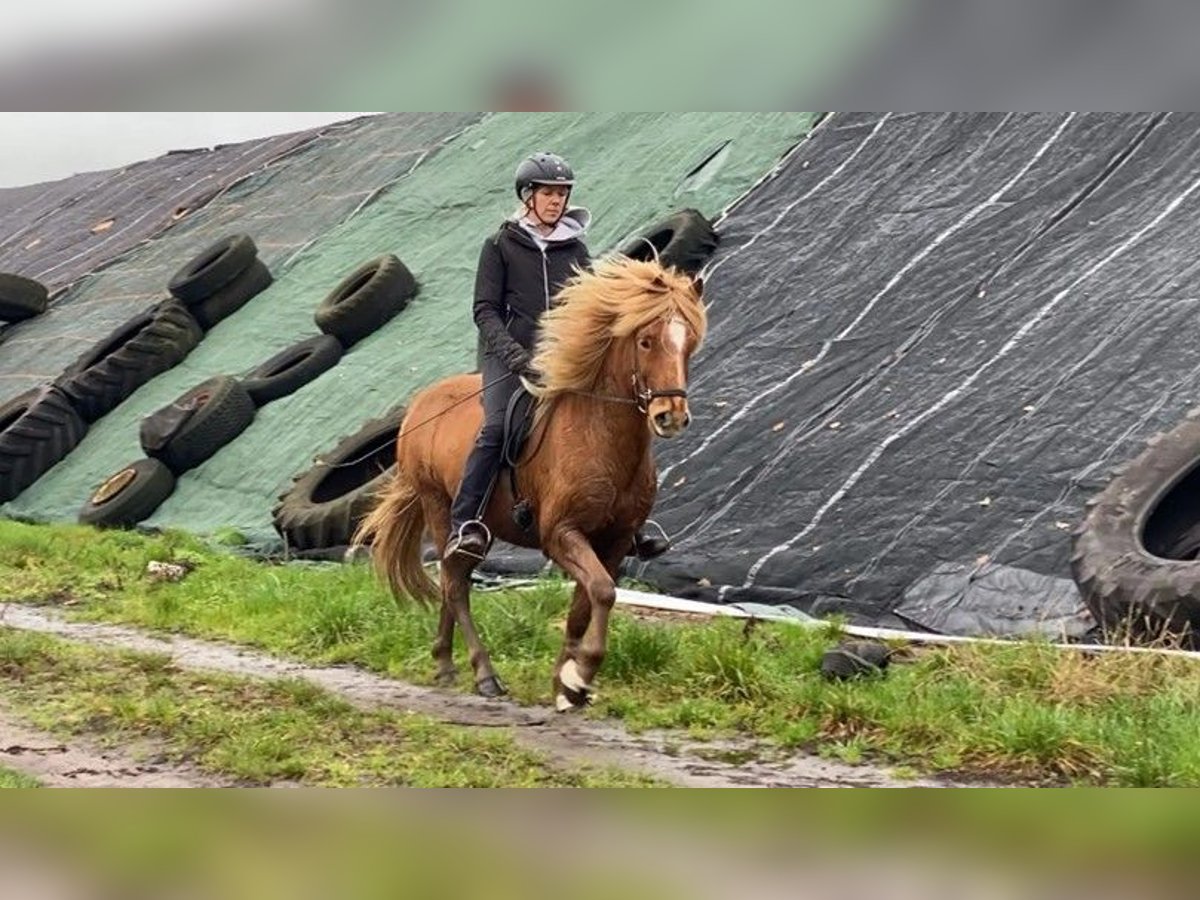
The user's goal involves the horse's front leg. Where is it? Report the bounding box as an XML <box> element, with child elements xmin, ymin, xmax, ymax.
<box><xmin>544</xmin><ymin>527</ymin><xmax>627</xmax><ymax>711</ymax></box>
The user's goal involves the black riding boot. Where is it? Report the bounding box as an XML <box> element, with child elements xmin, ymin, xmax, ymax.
<box><xmin>446</xmin><ymin>429</ymin><xmax>505</xmax><ymax>561</ymax></box>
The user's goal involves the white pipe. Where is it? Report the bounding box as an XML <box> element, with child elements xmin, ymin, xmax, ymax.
<box><xmin>612</xmin><ymin>587</ymin><xmax>1200</xmax><ymax>662</ymax></box>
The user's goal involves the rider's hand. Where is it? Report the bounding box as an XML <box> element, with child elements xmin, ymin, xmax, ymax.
<box><xmin>502</xmin><ymin>344</ymin><xmax>532</xmax><ymax>376</ymax></box>
<box><xmin>520</xmin><ymin>363</ymin><xmax>545</xmax><ymax>390</ymax></box>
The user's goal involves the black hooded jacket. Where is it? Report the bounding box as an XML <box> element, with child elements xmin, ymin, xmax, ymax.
<box><xmin>472</xmin><ymin>209</ymin><xmax>590</xmax><ymax>372</ymax></box>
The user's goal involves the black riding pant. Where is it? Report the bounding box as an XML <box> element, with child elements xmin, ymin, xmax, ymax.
<box><xmin>450</xmin><ymin>353</ymin><xmax>521</xmax><ymax>528</ymax></box>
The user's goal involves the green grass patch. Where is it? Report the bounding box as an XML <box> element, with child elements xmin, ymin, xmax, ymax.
<box><xmin>6</xmin><ymin>520</ymin><xmax>1200</xmax><ymax>785</ymax></box>
<box><xmin>0</xmin><ymin>624</ymin><xmax>654</xmax><ymax>787</ymax></box>
<box><xmin>0</xmin><ymin>766</ymin><xmax>40</xmax><ymax>788</ymax></box>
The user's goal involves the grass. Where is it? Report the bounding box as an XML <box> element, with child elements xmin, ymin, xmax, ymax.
<box><xmin>4</xmin><ymin>519</ymin><xmax>1200</xmax><ymax>785</ymax></box>
<box><xmin>0</xmin><ymin>766</ymin><xmax>40</xmax><ymax>788</ymax></box>
<box><xmin>0</xmin><ymin>626</ymin><xmax>655</xmax><ymax>787</ymax></box>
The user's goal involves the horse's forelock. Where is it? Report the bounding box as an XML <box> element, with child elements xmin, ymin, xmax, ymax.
<box><xmin>532</xmin><ymin>257</ymin><xmax>705</xmax><ymax>396</ymax></box>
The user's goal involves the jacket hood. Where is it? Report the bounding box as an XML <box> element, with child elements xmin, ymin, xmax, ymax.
<box><xmin>511</xmin><ymin>206</ymin><xmax>590</xmax><ymax>246</ymax></box>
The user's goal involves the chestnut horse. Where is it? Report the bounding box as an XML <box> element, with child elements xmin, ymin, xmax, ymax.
<box><xmin>354</xmin><ymin>257</ymin><xmax>707</xmax><ymax>710</ymax></box>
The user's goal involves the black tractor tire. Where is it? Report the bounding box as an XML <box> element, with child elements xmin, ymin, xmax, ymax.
<box><xmin>314</xmin><ymin>255</ymin><xmax>416</xmax><ymax>349</ymax></box>
<box><xmin>77</xmin><ymin>458</ymin><xmax>176</xmax><ymax>528</ymax></box>
<box><xmin>191</xmin><ymin>259</ymin><xmax>273</xmax><ymax>331</ymax></box>
<box><xmin>139</xmin><ymin>375</ymin><xmax>256</xmax><ymax>475</ymax></box>
<box><xmin>272</xmin><ymin>406</ymin><xmax>406</xmax><ymax>551</ymax></box>
<box><xmin>820</xmin><ymin>641</ymin><xmax>892</xmax><ymax>681</ymax></box>
<box><xmin>55</xmin><ymin>299</ymin><xmax>203</xmax><ymax>423</ymax></box>
<box><xmin>0</xmin><ymin>385</ymin><xmax>87</xmax><ymax>503</ymax></box>
<box><xmin>618</xmin><ymin>208</ymin><xmax>718</xmax><ymax>276</ymax></box>
<box><xmin>1072</xmin><ymin>410</ymin><xmax>1200</xmax><ymax>647</ymax></box>
<box><xmin>167</xmin><ymin>234</ymin><xmax>258</xmax><ymax>305</ymax></box>
<box><xmin>0</xmin><ymin>272</ymin><xmax>49</xmax><ymax>321</ymax></box>
<box><xmin>242</xmin><ymin>334</ymin><xmax>343</xmax><ymax>407</ymax></box>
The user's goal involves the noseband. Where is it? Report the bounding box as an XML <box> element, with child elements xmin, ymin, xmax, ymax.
<box><xmin>563</xmin><ymin>370</ymin><xmax>687</xmax><ymax>414</ymax></box>
<box><xmin>631</xmin><ymin>371</ymin><xmax>688</xmax><ymax>415</ymax></box>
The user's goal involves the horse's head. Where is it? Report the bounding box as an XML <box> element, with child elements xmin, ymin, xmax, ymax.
<box><xmin>530</xmin><ymin>257</ymin><xmax>708</xmax><ymax>436</ymax></box>
<box><xmin>631</xmin><ymin>293</ymin><xmax>703</xmax><ymax>438</ymax></box>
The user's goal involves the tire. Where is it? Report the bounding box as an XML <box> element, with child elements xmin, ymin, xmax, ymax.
<box><xmin>167</xmin><ymin>234</ymin><xmax>258</xmax><ymax>305</ymax></box>
<box><xmin>0</xmin><ymin>272</ymin><xmax>49</xmax><ymax>321</ymax></box>
<box><xmin>820</xmin><ymin>641</ymin><xmax>892</xmax><ymax>681</ymax></box>
<box><xmin>1071</xmin><ymin>410</ymin><xmax>1200</xmax><ymax>646</ymax></box>
<box><xmin>191</xmin><ymin>259</ymin><xmax>273</xmax><ymax>331</ymax></box>
<box><xmin>0</xmin><ymin>386</ymin><xmax>87</xmax><ymax>503</ymax></box>
<box><xmin>139</xmin><ymin>375</ymin><xmax>256</xmax><ymax>475</ymax></box>
<box><xmin>272</xmin><ymin>406</ymin><xmax>406</xmax><ymax>551</ymax></box>
<box><xmin>56</xmin><ymin>299</ymin><xmax>203</xmax><ymax>423</ymax></box>
<box><xmin>242</xmin><ymin>334</ymin><xmax>343</xmax><ymax>407</ymax></box>
<box><xmin>314</xmin><ymin>255</ymin><xmax>417</xmax><ymax>349</ymax></box>
<box><xmin>78</xmin><ymin>458</ymin><xmax>175</xmax><ymax>528</ymax></box>
<box><xmin>618</xmin><ymin>208</ymin><xmax>718</xmax><ymax>276</ymax></box>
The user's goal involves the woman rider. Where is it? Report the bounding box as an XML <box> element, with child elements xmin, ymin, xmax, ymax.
<box><xmin>444</xmin><ymin>151</ymin><xmax>671</xmax><ymax>563</ymax></box>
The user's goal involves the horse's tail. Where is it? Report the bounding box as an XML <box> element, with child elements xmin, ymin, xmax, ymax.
<box><xmin>353</xmin><ymin>470</ymin><xmax>439</xmax><ymax>608</ymax></box>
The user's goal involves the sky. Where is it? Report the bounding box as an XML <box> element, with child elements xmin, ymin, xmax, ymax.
<box><xmin>0</xmin><ymin>113</ymin><xmax>368</xmax><ymax>189</ymax></box>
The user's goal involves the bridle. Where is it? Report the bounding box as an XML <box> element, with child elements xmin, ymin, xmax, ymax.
<box><xmin>566</xmin><ymin>322</ymin><xmax>693</xmax><ymax>415</ymax></box>
<box><xmin>565</xmin><ymin>369</ymin><xmax>688</xmax><ymax>415</ymax></box>
<box><xmin>632</xmin><ymin>370</ymin><xmax>688</xmax><ymax>415</ymax></box>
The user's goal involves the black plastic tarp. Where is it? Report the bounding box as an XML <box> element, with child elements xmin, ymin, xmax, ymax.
<box><xmin>0</xmin><ymin>126</ymin><xmax>324</xmax><ymax>292</ymax></box>
<box><xmin>632</xmin><ymin>112</ymin><xmax>1200</xmax><ymax>637</ymax></box>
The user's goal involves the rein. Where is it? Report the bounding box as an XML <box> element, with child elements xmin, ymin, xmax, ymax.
<box><xmin>315</xmin><ymin>372</ymin><xmax>511</xmax><ymax>471</ymax></box>
<box><xmin>515</xmin><ymin>370</ymin><xmax>686</xmax><ymax>474</ymax></box>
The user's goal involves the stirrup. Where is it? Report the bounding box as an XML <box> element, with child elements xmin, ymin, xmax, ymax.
<box><xmin>444</xmin><ymin>519</ymin><xmax>492</xmax><ymax>562</ymax></box>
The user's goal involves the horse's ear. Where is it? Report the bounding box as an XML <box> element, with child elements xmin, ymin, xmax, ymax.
<box><xmin>650</xmin><ymin>274</ymin><xmax>669</xmax><ymax>293</ymax></box>
<box><xmin>691</xmin><ymin>274</ymin><xmax>705</xmax><ymax>297</ymax></box>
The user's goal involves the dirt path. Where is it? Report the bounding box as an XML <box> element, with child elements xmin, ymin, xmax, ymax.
<box><xmin>0</xmin><ymin>604</ymin><xmax>975</xmax><ymax>788</ymax></box>
<box><xmin>0</xmin><ymin>708</ymin><xmax>229</xmax><ymax>787</ymax></box>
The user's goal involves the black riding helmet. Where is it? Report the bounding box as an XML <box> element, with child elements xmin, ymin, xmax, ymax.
<box><xmin>514</xmin><ymin>152</ymin><xmax>575</xmax><ymax>200</ymax></box>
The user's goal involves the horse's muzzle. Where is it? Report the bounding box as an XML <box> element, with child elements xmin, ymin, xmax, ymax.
<box><xmin>650</xmin><ymin>402</ymin><xmax>690</xmax><ymax>438</ymax></box>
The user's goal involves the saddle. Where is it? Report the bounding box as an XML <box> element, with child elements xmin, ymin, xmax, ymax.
<box><xmin>501</xmin><ymin>384</ymin><xmax>537</xmax><ymax>467</ymax></box>
<box><xmin>500</xmin><ymin>385</ymin><xmax>538</xmax><ymax>531</ymax></box>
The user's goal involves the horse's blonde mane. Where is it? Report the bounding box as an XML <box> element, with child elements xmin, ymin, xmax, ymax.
<box><xmin>529</xmin><ymin>256</ymin><xmax>707</xmax><ymax>399</ymax></box>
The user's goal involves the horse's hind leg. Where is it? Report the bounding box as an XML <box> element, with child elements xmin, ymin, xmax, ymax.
<box><xmin>425</xmin><ymin>496</ymin><xmax>457</xmax><ymax>686</ymax></box>
<box><xmin>442</xmin><ymin>559</ymin><xmax>506</xmax><ymax>698</ymax></box>
<box><xmin>432</xmin><ymin>598</ymin><xmax>458</xmax><ymax>687</ymax></box>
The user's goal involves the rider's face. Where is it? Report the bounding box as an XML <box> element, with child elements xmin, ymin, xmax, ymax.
<box><xmin>528</xmin><ymin>184</ymin><xmax>570</xmax><ymax>224</ymax></box>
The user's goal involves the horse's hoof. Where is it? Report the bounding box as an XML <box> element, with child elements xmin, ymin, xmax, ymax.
<box><xmin>434</xmin><ymin>670</ymin><xmax>457</xmax><ymax>687</ymax></box>
<box><xmin>555</xmin><ymin>661</ymin><xmax>593</xmax><ymax>711</ymax></box>
<box><xmin>555</xmin><ymin>687</ymin><xmax>593</xmax><ymax>712</ymax></box>
<box><xmin>476</xmin><ymin>675</ymin><xmax>507</xmax><ymax>698</ymax></box>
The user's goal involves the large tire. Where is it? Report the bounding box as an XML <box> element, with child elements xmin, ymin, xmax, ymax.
<box><xmin>139</xmin><ymin>375</ymin><xmax>256</xmax><ymax>475</ymax></box>
<box><xmin>1071</xmin><ymin>410</ymin><xmax>1200</xmax><ymax>646</ymax></box>
<box><xmin>242</xmin><ymin>334</ymin><xmax>343</xmax><ymax>407</ymax></box>
<box><xmin>167</xmin><ymin>234</ymin><xmax>258</xmax><ymax>305</ymax></box>
<box><xmin>56</xmin><ymin>299</ymin><xmax>203</xmax><ymax>423</ymax></box>
<box><xmin>78</xmin><ymin>458</ymin><xmax>175</xmax><ymax>528</ymax></box>
<box><xmin>0</xmin><ymin>386</ymin><xmax>87</xmax><ymax>503</ymax></box>
<box><xmin>618</xmin><ymin>208</ymin><xmax>718</xmax><ymax>276</ymax></box>
<box><xmin>0</xmin><ymin>272</ymin><xmax>49</xmax><ymax>321</ymax></box>
<box><xmin>272</xmin><ymin>406</ymin><xmax>406</xmax><ymax>551</ymax></box>
<box><xmin>190</xmin><ymin>259</ymin><xmax>273</xmax><ymax>331</ymax></box>
<box><xmin>314</xmin><ymin>255</ymin><xmax>416</xmax><ymax>349</ymax></box>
